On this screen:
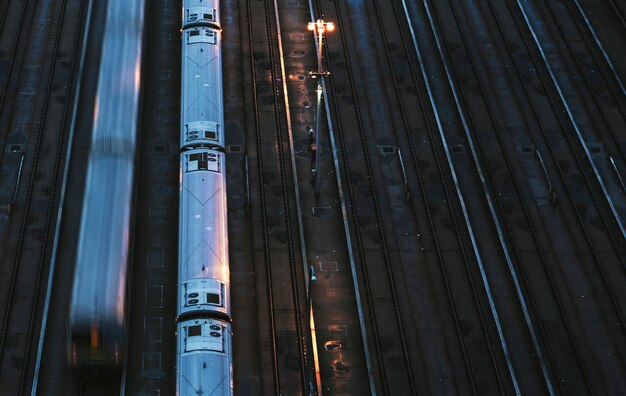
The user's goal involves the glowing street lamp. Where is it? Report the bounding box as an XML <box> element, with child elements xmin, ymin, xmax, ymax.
<box><xmin>308</xmin><ymin>19</ymin><xmax>334</xmax><ymax>77</ymax></box>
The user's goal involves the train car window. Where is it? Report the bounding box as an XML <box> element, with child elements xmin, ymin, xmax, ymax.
<box><xmin>189</xmin><ymin>30</ymin><xmax>200</xmax><ymax>36</ymax></box>
<box><xmin>189</xmin><ymin>13</ymin><xmax>198</xmax><ymax>21</ymax></box>
<box><xmin>207</xmin><ymin>293</ymin><xmax>220</xmax><ymax>305</ymax></box>
<box><xmin>204</xmin><ymin>13</ymin><xmax>213</xmax><ymax>20</ymax></box>
<box><xmin>205</xmin><ymin>131</ymin><xmax>217</xmax><ymax>140</ymax></box>
<box><xmin>188</xmin><ymin>325</ymin><xmax>202</xmax><ymax>337</ymax></box>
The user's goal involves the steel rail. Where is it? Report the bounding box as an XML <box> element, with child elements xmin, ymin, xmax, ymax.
<box><xmin>606</xmin><ymin>0</ymin><xmax>626</xmax><ymax>29</ymax></box>
<box><xmin>271</xmin><ymin>0</ymin><xmax>310</xmax><ymax>296</ymax></box>
<box><xmin>514</xmin><ymin>0</ymin><xmax>626</xmax><ymax>242</ymax></box>
<box><xmin>264</xmin><ymin>0</ymin><xmax>308</xmax><ymax>391</ymax></box>
<box><xmin>445</xmin><ymin>0</ymin><xmax>593</xmax><ymax>391</ymax></box>
<box><xmin>387</xmin><ymin>0</ymin><xmax>521</xmax><ymax>391</ymax></box>
<box><xmin>0</xmin><ymin>0</ymin><xmax>67</xmax><ymax>361</ymax></box>
<box><xmin>17</xmin><ymin>1</ymin><xmax>74</xmax><ymax>390</ymax></box>
<box><xmin>305</xmin><ymin>3</ymin><xmax>377</xmax><ymax>395</ymax></box>
<box><xmin>246</xmin><ymin>0</ymin><xmax>309</xmax><ymax>392</ymax></box>
<box><xmin>0</xmin><ymin>0</ymin><xmax>28</xmax><ymax>171</ymax></box>
<box><xmin>318</xmin><ymin>0</ymin><xmax>420</xmax><ymax>392</ymax></box>
<box><xmin>570</xmin><ymin>0</ymin><xmax>626</xmax><ymax>97</ymax></box>
<box><xmin>399</xmin><ymin>0</ymin><xmax>526</xmax><ymax>393</ymax></box>
<box><xmin>31</xmin><ymin>0</ymin><xmax>91</xmax><ymax>392</ymax></box>
<box><xmin>312</xmin><ymin>4</ymin><xmax>392</xmax><ymax>392</ymax></box>
<box><xmin>487</xmin><ymin>0</ymin><xmax>626</xmax><ymax>336</ymax></box>
<box><xmin>369</xmin><ymin>0</ymin><xmax>482</xmax><ymax>392</ymax></box>
<box><xmin>0</xmin><ymin>0</ymin><xmax>11</xmax><ymax>36</ymax></box>
<box><xmin>243</xmin><ymin>0</ymin><xmax>280</xmax><ymax>391</ymax></box>
<box><xmin>0</xmin><ymin>0</ymin><xmax>75</xmax><ymax>392</ymax></box>
<box><xmin>420</xmin><ymin>2</ymin><xmax>559</xmax><ymax>391</ymax></box>
<box><xmin>542</xmin><ymin>0</ymin><xmax>626</xmax><ymax>164</ymax></box>
<box><xmin>271</xmin><ymin>1</ymin><xmax>324</xmax><ymax>394</ymax></box>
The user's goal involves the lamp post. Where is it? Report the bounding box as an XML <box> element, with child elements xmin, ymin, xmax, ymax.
<box><xmin>307</xmin><ymin>19</ymin><xmax>334</xmax><ymax>207</ymax></box>
<box><xmin>307</xmin><ymin>19</ymin><xmax>334</xmax><ymax>77</ymax></box>
<box><xmin>304</xmin><ymin>20</ymin><xmax>335</xmax><ymax>395</ymax></box>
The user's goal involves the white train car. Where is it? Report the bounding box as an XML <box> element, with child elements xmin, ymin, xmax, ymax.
<box><xmin>178</xmin><ymin>0</ymin><xmax>232</xmax><ymax>394</ymax></box>
<box><xmin>183</xmin><ymin>0</ymin><xmax>220</xmax><ymax>27</ymax></box>
<box><xmin>178</xmin><ymin>148</ymin><xmax>230</xmax><ymax>319</ymax></box>
<box><xmin>176</xmin><ymin>318</ymin><xmax>232</xmax><ymax>395</ymax></box>
<box><xmin>180</xmin><ymin>0</ymin><xmax>223</xmax><ymax>149</ymax></box>
<box><xmin>68</xmin><ymin>0</ymin><xmax>144</xmax><ymax>375</ymax></box>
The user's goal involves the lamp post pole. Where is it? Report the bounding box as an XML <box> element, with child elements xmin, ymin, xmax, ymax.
<box><xmin>308</xmin><ymin>19</ymin><xmax>334</xmax><ymax>207</ymax></box>
<box><xmin>304</xmin><ymin>19</ymin><xmax>335</xmax><ymax>396</ymax></box>
<box><xmin>314</xmin><ymin>82</ymin><xmax>322</xmax><ymax>205</ymax></box>
<box><xmin>316</xmin><ymin>21</ymin><xmax>324</xmax><ymax>74</ymax></box>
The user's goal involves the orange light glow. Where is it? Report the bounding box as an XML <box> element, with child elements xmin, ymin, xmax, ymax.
<box><xmin>308</xmin><ymin>20</ymin><xmax>335</xmax><ymax>34</ymax></box>
<box><xmin>90</xmin><ymin>323</ymin><xmax>100</xmax><ymax>349</ymax></box>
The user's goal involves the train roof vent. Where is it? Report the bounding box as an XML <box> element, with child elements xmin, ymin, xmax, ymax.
<box><xmin>186</xmin><ymin>151</ymin><xmax>221</xmax><ymax>173</ymax></box>
<box><xmin>186</xmin><ymin>7</ymin><xmax>216</xmax><ymax>24</ymax></box>
<box><xmin>183</xmin><ymin>322</ymin><xmax>224</xmax><ymax>353</ymax></box>
<box><xmin>187</xmin><ymin>28</ymin><xmax>217</xmax><ymax>45</ymax></box>
<box><xmin>186</xmin><ymin>122</ymin><xmax>220</xmax><ymax>143</ymax></box>
<box><xmin>183</xmin><ymin>279</ymin><xmax>223</xmax><ymax>307</ymax></box>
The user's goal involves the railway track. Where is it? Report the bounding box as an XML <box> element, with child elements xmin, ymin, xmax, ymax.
<box><xmin>482</xmin><ymin>0</ymin><xmax>626</xmax><ymax>391</ymax></box>
<box><xmin>0</xmin><ymin>0</ymin><xmax>85</xmax><ymax>393</ymax></box>
<box><xmin>309</xmin><ymin>0</ymin><xmax>425</xmax><ymax>393</ymax></box>
<box><xmin>0</xmin><ymin>0</ymin><xmax>31</xmax><ymax>205</ymax></box>
<box><xmin>342</xmin><ymin>0</ymin><xmax>525</xmax><ymax>392</ymax></box>
<box><xmin>0</xmin><ymin>0</ymin><xmax>29</xmax><ymax>147</ymax></box>
<box><xmin>394</xmin><ymin>0</ymin><xmax>626</xmax><ymax>392</ymax></box>
<box><xmin>510</xmin><ymin>0</ymin><xmax>626</xmax><ymax>245</ymax></box>
<box><xmin>425</xmin><ymin>0</ymin><xmax>608</xmax><ymax>392</ymax></box>
<box><xmin>490</xmin><ymin>0</ymin><xmax>626</xmax><ymax>322</ymax></box>
<box><xmin>242</xmin><ymin>0</ymin><xmax>309</xmax><ymax>392</ymax></box>
<box><xmin>370</xmin><ymin>0</ymin><xmax>549</xmax><ymax>388</ymax></box>
<box><xmin>499</xmin><ymin>0</ymin><xmax>626</xmax><ymax>327</ymax></box>
<box><xmin>607</xmin><ymin>0</ymin><xmax>626</xmax><ymax>28</ymax></box>
<box><xmin>221</xmin><ymin>0</ymin><xmax>265</xmax><ymax>392</ymax></box>
<box><xmin>535</xmin><ymin>0</ymin><xmax>626</xmax><ymax>215</ymax></box>
<box><xmin>251</xmin><ymin>0</ymin><xmax>626</xmax><ymax>392</ymax></box>
<box><xmin>123</xmin><ymin>0</ymin><xmax>179</xmax><ymax>393</ymax></box>
<box><xmin>394</xmin><ymin>0</ymin><xmax>535</xmax><ymax>392</ymax></box>
<box><xmin>565</xmin><ymin>0</ymin><xmax>626</xmax><ymax>98</ymax></box>
<box><xmin>377</xmin><ymin>0</ymin><xmax>538</xmax><ymax>393</ymax></box>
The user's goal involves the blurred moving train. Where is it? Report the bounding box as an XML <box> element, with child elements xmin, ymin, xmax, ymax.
<box><xmin>176</xmin><ymin>0</ymin><xmax>233</xmax><ymax>394</ymax></box>
<box><xmin>67</xmin><ymin>0</ymin><xmax>145</xmax><ymax>375</ymax></box>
